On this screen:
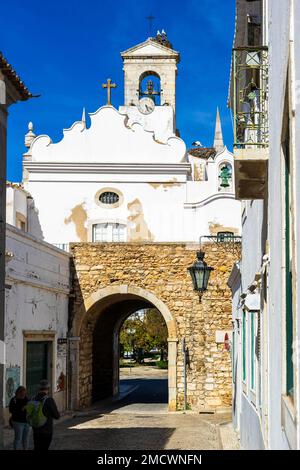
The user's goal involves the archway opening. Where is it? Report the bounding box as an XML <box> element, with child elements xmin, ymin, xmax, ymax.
<box><xmin>119</xmin><ymin>308</ymin><xmax>168</xmax><ymax>406</ymax></box>
<box><xmin>92</xmin><ymin>297</ymin><xmax>149</xmax><ymax>402</ymax></box>
<box><xmin>75</xmin><ymin>288</ymin><xmax>177</xmax><ymax>411</ymax></box>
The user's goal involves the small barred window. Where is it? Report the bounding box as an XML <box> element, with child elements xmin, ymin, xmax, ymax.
<box><xmin>99</xmin><ymin>191</ymin><xmax>119</xmax><ymax>205</ymax></box>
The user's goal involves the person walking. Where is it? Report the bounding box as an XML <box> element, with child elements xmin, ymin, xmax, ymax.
<box><xmin>29</xmin><ymin>380</ymin><xmax>60</xmax><ymax>450</ymax></box>
<box><xmin>9</xmin><ymin>386</ymin><xmax>30</xmax><ymax>450</ymax></box>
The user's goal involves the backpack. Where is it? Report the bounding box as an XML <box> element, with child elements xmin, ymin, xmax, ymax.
<box><xmin>25</xmin><ymin>396</ymin><xmax>48</xmax><ymax>428</ymax></box>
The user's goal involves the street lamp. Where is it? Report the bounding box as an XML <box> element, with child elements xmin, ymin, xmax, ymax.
<box><xmin>125</xmin><ymin>327</ymin><xmax>135</xmax><ymax>370</ymax></box>
<box><xmin>188</xmin><ymin>251</ymin><xmax>214</xmax><ymax>293</ymax></box>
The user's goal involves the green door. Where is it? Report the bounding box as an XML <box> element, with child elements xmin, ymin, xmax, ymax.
<box><xmin>26</xmin><ymin>342</ymin><xmax>51</xmax><ymax>398</ymax></box>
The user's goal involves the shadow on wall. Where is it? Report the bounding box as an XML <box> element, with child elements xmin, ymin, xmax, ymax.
<box><xmin>28</xmin><ymin>196</ymin><xmax>44</xmax><ymax>239</ymax></box>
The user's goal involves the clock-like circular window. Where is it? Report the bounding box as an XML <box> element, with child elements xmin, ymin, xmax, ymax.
<box><xmin>99</xmin><ymin>191</ymin><xmax>119</xmax><ymax>205</ymax></box>
<box><xmin>95</xmin><ymin>188</ymin><xmax>123</xmax><ymax>208</ymax></box>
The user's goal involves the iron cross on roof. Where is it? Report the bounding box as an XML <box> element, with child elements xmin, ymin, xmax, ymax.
<box><xmin>146</xmin><ymin>14</ymin><xmax>155</xmax><ymax>37</ymax></box>
<box><xmin>102</xmin><ymin>78</ymin><xmax>117</xmax><ymax>106</ymax></box>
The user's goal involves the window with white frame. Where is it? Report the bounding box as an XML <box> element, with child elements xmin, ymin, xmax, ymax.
<box><xmin>92</xmin><ymin>223</ymin><xmax>126</xmax><ymax>242</ymax></box>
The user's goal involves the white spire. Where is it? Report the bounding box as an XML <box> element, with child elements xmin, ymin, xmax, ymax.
<box><xmin>81</xmin><ymin>108</ymin><xmax>86</xmax><ymax>128</ymax></box>
<box><xmin>24</xmin><ymin>121</ymin><xmax>36</xmax><ymax>149</ymax></box>
<box><xmin>213</xmin><ymin>107</ymin><xmax>224</xmax><ymax>153</ymax></box>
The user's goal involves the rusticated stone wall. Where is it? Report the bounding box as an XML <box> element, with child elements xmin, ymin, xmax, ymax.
<box><xmin>69</xmin><ymin>242</ymin><xmax>240</xmax><ymax>411</ymax></box>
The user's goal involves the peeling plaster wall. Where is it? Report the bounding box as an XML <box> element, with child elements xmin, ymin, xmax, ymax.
<box><xmin>64</xmin><ymin>203</ymin><xmax>88</xmax><ymax>242</ymax></box>
<box><xmin>127</xmin><ymin>198</ymin><xmax>154</xmax><ymax>241</ymax></box>
<box><xmin>26</xmin><ymin>180</ymin><xmax>190</xmax><ymax>244</ymax></box>
<box><xmin>4</xmin><ymin>224</ymin><xmax>70</xmax><ymax>419</ymax></box>
<box><xmin>24</xmin><ymin>178</ymin><xmax>241</xmax><ymax>245</ymax></box>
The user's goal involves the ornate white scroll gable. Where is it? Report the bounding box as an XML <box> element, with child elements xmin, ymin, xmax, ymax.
<box><xmin>29</xmin><ymin>105</ymin><xmax>186</xmax><ymax>164</ymax></box>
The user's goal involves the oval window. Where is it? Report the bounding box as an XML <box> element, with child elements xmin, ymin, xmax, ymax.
<box><xmin>99</xmin><ymin>191</ymin><xmax>120</xmax><ymax>205</ymax></box>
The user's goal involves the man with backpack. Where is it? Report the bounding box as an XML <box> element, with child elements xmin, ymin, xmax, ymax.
<box><xmin>26</xmin><ymin>379</ymin><xmax>60</xmax><ymax>450</ymax></box>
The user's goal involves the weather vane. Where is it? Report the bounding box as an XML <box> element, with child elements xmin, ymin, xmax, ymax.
<box><xmin>146</xmin><ymin>14</ymin><xmax>155</xmax><ymax>37</ymax></box>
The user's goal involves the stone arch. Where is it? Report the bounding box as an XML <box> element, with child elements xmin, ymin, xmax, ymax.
<box><xmin>69</xmin><ymin>285</ymin><xmax>178</xmax><ymax>411</ymax></box>
<box><xmin>139</xmin><ymin>70</ymin><xmax>161</xmax><ymax>82</ymax></box>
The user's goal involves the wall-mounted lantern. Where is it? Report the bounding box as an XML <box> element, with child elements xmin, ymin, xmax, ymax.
<box><xmin>188</xmin><ymin>251</ymin><xmax>214</xmax><ymax>293</ymax></box>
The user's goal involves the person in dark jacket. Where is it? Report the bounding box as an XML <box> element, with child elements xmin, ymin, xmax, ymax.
<box><xmin>32</xmin><ymin>380</ymin><xmax>60</xmax><ymax>450</ymax></box>
<box><xmin>9</xmin><ymin>386</ymin><xmax>30</xmax><ymax>450</ymax></box>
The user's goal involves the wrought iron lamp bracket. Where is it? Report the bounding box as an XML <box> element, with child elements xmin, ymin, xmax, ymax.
<box><xmin>199</xmin><ymin>235</ymin><xmax>242</xmax><ymax>255</ymax></box>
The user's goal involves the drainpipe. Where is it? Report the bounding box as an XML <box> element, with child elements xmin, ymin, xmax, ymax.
<box><xmin>0</xmin><ymin>92</ymin><xmax>8</xmax><ymax>450</ymax></box>
<box><xmin>182</xmin><ymin>338</ymin><xmax>187</xmax><ymax>411</ymax></box>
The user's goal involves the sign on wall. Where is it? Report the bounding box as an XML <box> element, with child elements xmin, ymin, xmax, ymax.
<box><xmin>57</xmin><ymin>338</ymin><xmax>68</xmax><ymax>357</ymax></box>
<box><xmin>5</xmin><ymin>366</ymin><xmax>21</xmax><ymax>406</ymax></box>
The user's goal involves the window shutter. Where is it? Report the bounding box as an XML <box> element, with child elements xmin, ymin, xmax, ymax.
<box><xmin>255</xmin><ymin>312</ymin><xmax>261</xmax><ymax>361</ymax></box>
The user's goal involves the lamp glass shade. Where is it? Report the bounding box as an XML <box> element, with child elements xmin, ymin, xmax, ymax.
<box><xmin>188</xmin><ymin>251</ymin><xmax>214</xmax><ymax>292</ymax></box>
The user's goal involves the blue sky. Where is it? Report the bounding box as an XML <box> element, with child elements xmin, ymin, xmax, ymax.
<box><xmin>0</xmin><ymin>0</ymin><xmax>235</xmax><ymax>181</ymax></box>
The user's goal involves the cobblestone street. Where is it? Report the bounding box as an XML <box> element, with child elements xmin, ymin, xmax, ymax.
<box><xmin>4</xmin><ymin>368</ymin><xmax>237</xmax><ymax>450</ymax></box>
<box><xmin>50</xmin><ymin>409</ymin><xmax>226</xmax><ymax>450</ymax></box>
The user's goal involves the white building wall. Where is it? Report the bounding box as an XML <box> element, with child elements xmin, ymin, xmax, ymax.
<box><xmin>119</xmin><ymin>106</ymin><xmax>175</xmax><ymax>143</ymax></box>
<box><xmin>6</xmin><ymin>186</ymin><xmax>27</xmax><ymax>228</ymax></box>
<box><xmin>292</xmin><ymin>0</ymin><xmax>300</xmax><ymax>450</ymax></box>
<box><xmin>241</xmin><ymin>200</ymin><xmax>266</xmax><ymax>289</ymax></box>
<box><xmin>267</xmin><ymin>0</ymin><xmax>292</xmax><ymax>450</ymax></box>
<box><xmin>230</xmin><ymin>0</ymin><xmax>300</xmax><ymax>450</ymax></box>
<box><xmin>6</xmin><ymin>184</ymin><xmax>44</xmax><ymax>239</ymax></box>
<box><xmin>227</xmin><ymin>263</ymin><xmax>242</xmax><ymax>433</ymax></box>
<box><xmin>4</xmin><ymin>224</ymin><xmax>70</xmax><ymax>419</ymax></box>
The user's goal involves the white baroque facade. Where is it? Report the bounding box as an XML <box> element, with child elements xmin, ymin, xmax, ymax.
<box><xmin>22</xmin><ymin>37</ymin><xmax>241</xmax><ymax>247</ymax></box>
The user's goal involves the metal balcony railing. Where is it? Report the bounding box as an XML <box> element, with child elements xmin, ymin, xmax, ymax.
<box><xmin>233</xmin><ymin>46</ymin><xmax>269</xmax><ymax>149</ymax></box>
<box><xmin>53</xmin><ymin>243</ymin><xmax>70</xmax><ymax>252</ymax></box>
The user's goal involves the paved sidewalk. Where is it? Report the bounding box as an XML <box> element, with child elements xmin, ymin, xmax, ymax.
<box><xmin>50</xmin><ymin>411</ymin><xmax>225</xmax><ymax>450</ymax></box>
<box><xmin>4</xmin><ymin>409</ymin><xmax>231</xmax><ymax>451</ymax></box>
<box><xmin>218</xmin><ymin>421</ymin><xmax>241</xmax><ymax>450</ymax></box>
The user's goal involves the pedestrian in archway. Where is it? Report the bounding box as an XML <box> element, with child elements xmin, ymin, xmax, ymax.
<box><xmin>29</xmin><ymin>380</ymin><xmax>60</xmax><ymax>450</ymax></box>
<box><xmin>9</xmin><ymin>386</ymin><xmax>30</xmax><ymax>450</ymax></box>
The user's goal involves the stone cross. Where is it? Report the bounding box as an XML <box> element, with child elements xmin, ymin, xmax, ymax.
<box><xmin>102</xmin><ymin>79</ymin><xmax>117</xmax><ymax>106</ymax></box>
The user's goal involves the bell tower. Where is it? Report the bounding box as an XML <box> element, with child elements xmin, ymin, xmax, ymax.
<box><xmin>121</xmin><ymin>32</ymin><xmax>180</xmax><ymax>116</ymax></box>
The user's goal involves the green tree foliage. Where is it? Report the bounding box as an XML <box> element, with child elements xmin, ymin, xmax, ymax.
<box><xmin>144</xmin><ymin>308</ymin><xmax>168</xmax><ymax>361</ymax></box>
<box><xmin>120</xmin><ymin>308</ymin><xmax>168</xmax><ymax>362</ymax></box>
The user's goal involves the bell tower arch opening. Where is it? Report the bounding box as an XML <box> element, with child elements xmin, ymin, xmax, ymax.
<box><xmin>70</xmin><ymin>285</ymin><xmax>178</xmax><ymax>411</ymax></box>
<box><xmin>121</xmin><ymin>35</ymin><xmax>180</xmax><ymax>116</ymax></box>
<box><xmin>139</xmin><ymin>71</ymin><xmax>161</xmax><ymax>105</ymax></box>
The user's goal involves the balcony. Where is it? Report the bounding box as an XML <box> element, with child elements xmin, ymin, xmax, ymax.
<box><xmin>53</xmin><ymin>243</ymin><xmax>70</xmax><ymax>252</ymax></box>
<box><xmin>232</xmin><ymin>46</ymin><xmax>269</xmax><ymax>199</ymax></box>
